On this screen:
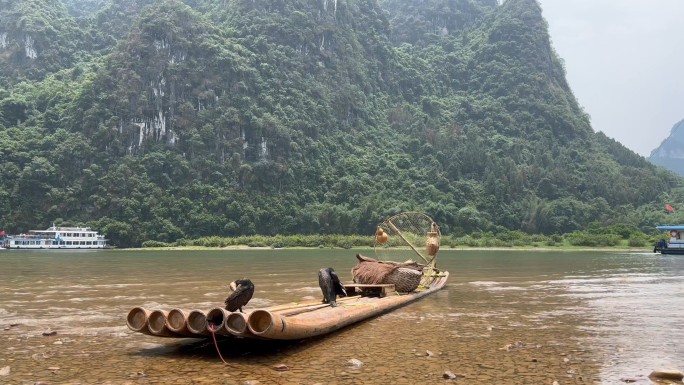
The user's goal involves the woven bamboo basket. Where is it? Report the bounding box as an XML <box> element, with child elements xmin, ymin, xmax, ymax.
<box><xmin>383</xmin><ymin>267</ymin><xmax>422</xmax><ymax>292</ymax></box>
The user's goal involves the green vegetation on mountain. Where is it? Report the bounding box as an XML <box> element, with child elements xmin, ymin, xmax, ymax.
<box><xmin>0</xmin><ymin>0</ymin><xmax>681</xmax><ymax>247</ymax></box>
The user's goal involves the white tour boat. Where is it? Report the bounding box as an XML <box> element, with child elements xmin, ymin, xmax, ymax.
<box><xmin>2</xmin><ymin>225</ymin><xmax>108</xmax><ymax>249</ymax></box>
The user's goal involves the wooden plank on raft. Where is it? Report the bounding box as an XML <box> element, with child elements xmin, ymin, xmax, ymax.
<box><xmin>344</xmin><ymin>283</ymin><xmax>396</xmax><ymax>297</ymax></box>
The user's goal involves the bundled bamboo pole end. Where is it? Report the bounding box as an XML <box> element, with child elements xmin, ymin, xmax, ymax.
<box><xmin>148</xmin><ymin>309</ymin><xmax>182</xmax><ymax>337</ymax></box>
<box><xmin>205</xmin><ymin>307</ymin><xmax>233</xmax><ymax>335</ymax></box>
<box><xmin>166</xmin><ymin>308</ymin><xmax>188</xmax><ymax>334</ymax></box>
<box><xmin>225</xmin><ymin>312</ymin><xmax>249</xmax><ymax>335</ymax></box>
<box><xmin>147</xmin><ymin>309</ymin><xmax>167</xmax><ymax>334</ymax></box>
<box><xmin>186</xmin><ymin>310</ymin><xmax>209</xmax><ymax>335</ymax></box>
<box><xmin>126</xmin><ymin>307</ymin><xmax>151</xmax><ymax>333</ymax></box>
<box><xmin>166</xmin><ymin>308</ymin><xmax>204</xmax><ymax>337</ymax></box>
<box><xmin>247</xmin><ymin>310</ymin><xmax>275</xmax><ymax>336</ymax></box>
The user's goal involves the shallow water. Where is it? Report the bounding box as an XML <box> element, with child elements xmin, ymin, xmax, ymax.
<box><xmin>0</xmin><ymin>249</ymin><xmax>682</xmax><ymax>384</ymax></box>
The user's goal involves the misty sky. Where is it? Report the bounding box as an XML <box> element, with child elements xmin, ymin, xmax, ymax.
<box><xmin>537</xmin><ymin>0</ymin><xmax>684</xmax><ymax>157</ymax></box>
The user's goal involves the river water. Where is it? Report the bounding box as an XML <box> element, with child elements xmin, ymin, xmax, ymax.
<box><xmin>0</xmin><ymin>249</ymin><xmax>682</xmax><ymax>384</ymax></box>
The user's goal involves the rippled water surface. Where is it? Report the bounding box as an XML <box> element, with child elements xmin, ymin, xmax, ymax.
<box><xmin>1</xmin><ymin>249</ymin><xmax>682</xmax><ymax>384</ymax></box>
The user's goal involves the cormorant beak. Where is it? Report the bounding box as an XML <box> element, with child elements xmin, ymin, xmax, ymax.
<box><xmin>229</xmin><ymin>281</ymin><xmax>237</xmax><ymax>291</ymax></box>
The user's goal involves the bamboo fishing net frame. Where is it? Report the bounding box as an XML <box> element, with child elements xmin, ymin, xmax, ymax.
<box><xmin>373</xmin><ymin>212</ymin><xmax>441</xmax><ymax>288</ymax></box>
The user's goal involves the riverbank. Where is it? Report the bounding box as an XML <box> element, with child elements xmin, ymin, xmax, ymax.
<box><xmin>119</xmin><ymin>244</ymin><xmax>652</xmax><ymax>253</ymax></box>
<box><xmin>135</xmin><ymin>228</ymin><xmax>660</xmax><ymax>251</ymax></box>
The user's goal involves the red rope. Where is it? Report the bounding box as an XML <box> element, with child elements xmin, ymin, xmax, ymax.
<box><xmin>209</xmin><ymin>323</ymin><xmax>228</xmax><ymax>364</ymax></box>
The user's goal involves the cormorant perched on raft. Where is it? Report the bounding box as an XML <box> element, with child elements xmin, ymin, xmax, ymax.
<box><xmin>318</xmin><ymin>267</ymin><xmax>347</xmax><ymax>307</ymax></box>
<box><xmin>225</xmin><ymin>278</ymin><xmax>254</xmax><ymax>313</ymax></box>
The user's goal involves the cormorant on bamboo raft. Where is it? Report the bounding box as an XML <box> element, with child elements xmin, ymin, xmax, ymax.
<box><xmin>225</xmin><ymin>278</ymin><xmax>254</xmax><ymax>313</ymax></box>
<box><xmin>318</xmin><ymin>267</ymin><xmax>347</xmax><ymax>307</ymax></box>
<box><xmin>125</xmin><ymin>212</ymin><xmax>449</xmax><ymax>342</ymax></box>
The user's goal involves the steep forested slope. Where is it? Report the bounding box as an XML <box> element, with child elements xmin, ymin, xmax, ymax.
<box><xmin>0</xmin><ymin>0</ymin><xmax>680</xmax><ymax>246</ymax></box>
<box><xmin>0</xmin><ymin>0</ymin><xmax>85</xmax><ymax>85</ymax></box>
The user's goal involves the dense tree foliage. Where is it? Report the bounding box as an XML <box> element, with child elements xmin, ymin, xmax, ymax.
<box><xmin>0</xmin><ymin>0</ymin><xmax>680</xmax><ymax>246</ymax></box>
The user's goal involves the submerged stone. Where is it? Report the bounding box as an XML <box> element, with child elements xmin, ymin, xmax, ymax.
<box><xmin>443</xmin><ymin>371</ymin><xmax>457</xmax><ymax>379</ymax></box>
<box><xmin>347</xmin><ymin>358</ymin><xmax>363</xmax><ymax>368</ymax></box>
<box><xmin>649</xmin><ymin>369</ymin><xmax>684</xmax><ymax>381</ymax></box>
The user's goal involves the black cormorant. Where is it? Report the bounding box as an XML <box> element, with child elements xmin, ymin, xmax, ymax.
<box><xmin>318</xmin><ymin>267</ymin><xmax>347</xmax><ymax>307</ymax></box>
<box><xmin>224</xmin><ymin>278</ymin><xmax>254</xmax><ymax>313</ymax></box>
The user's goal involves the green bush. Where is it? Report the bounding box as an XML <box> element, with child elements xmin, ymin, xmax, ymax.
<box><xmin>194</xmin><ymin>236</ymin><xmax>226</xmax><ymax>247</ymax></box>
<box><xmin>567</xmin><ymin>232</ymin><xmax>620</xmax><ymax>247</ymax></box>
<box><xmin>627</xmin><ymin>237</ymin><xmax>647</xmax><ymax>247</ymax></box>
<box><xmin>247</xmin><ymin>241</ymin><xmax>267</xmax><ymax>247</ymax></box>
<box><xmin>142</xmin><ymin>240</ymin><xmax>170</xmax><ymax>248</ymax></box>
<box><xmin>338</xmin><ymin>241</ymin><xmax>353</xmax><ymax>249</ymax></box>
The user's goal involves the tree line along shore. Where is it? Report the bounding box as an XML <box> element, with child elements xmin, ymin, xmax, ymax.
<box><xmin>137</xmin><ymin>225</ymin><xmax>661</xmax><ymax>251</ymax></box>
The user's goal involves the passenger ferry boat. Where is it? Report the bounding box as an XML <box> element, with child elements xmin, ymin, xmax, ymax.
<box><xmin>653</xmin><ymin>225</ymin><xmax>684</xmax><ymax>255</ymax></box>
<box><xmin>2</xmin><ymin>225</ymin><xmax>108</xmax><ymax>249</ymax></box>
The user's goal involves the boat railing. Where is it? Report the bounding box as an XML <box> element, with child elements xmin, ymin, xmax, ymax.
<box><xmin>10</xmin><ymin>234</ymin><xmax>51</xmax><ymax>239</ymax></box>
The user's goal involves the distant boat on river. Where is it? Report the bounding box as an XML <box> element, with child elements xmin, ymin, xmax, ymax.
<box><xmin>1</xmin><ymin>225</ymin><xmax>108</xmax><ymax>249</ymax></box>
<box><xmin>653</xmin><ymin>225</ymin><xmax>684</xmax><ymax>255</ymax></box>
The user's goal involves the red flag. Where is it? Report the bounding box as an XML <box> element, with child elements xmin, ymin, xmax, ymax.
<box><xmin>0</xmin><ymin>230</ymin><xmax>5</xmax><ymax>235</ymax></box>
<box><xmin>665</xmin><ymin>204</ymin><xmax>675</xmax><ymax>212</ymax></box>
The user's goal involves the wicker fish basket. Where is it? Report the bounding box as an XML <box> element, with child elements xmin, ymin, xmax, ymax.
<box><xmin>383</xmin><ymin>267</ymin><xmax>422</xmax><ymax>292</ymax></box>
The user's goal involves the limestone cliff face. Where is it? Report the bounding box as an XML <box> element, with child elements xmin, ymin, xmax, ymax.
<box><xmin>649</xmin><ymin>119</ymin><xmax>684</xmax><ymax>176</ymax></box>
<box><xmin>0</xmin><ymin>0</ymin><xmax>82</xmax><ymax>86</ymax></box>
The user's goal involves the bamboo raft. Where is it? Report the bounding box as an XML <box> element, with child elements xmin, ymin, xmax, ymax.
<box><xmin>127</xmin><ymin>212</ymin><xmax>449</xmax><ymax>342</ymax></box>
<box><xmin>126</xmin><ymin>271</ymin><xmax>449</xmax><ymax>341</ymax></box>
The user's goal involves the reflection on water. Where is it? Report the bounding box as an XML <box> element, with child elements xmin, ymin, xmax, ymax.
<box><xmin>551</xmin><ymin>254</ymin><xmax>684</xmax><ymax>384</ymax></box>
<box><xmin>0</xmin><ymin>249</ymin><xmax>682</xmax><ymax>384</ymax></box>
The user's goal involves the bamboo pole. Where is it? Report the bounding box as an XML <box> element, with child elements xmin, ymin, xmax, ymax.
<box><xmin>166</xmin><ymin>308</ymin><xmax>207</xmax><ymax>337</ymax></box>
<box><xmin>205</xmin><ymin>307</ymin><xmax>233</xmax><ymax>336</ymax></box>
<box><xmin>166</xmin><ymin>308</ymin><xmax>190</xmax><ymax>334</ymax></box>
<box><xmin>268</xmin><ymin>294</ymin><xmax>360</xmax><ymax>314</ymax></box>
<box><xmin>277</xmin><ymin>302</ymin><xmax>337</xmax><ymax>316</ymax></box>
<box><xmin>224</xmin><ymin>311</ymin><xmax>249</xmax><ymax>335</ymax></box>
<box><xmin>275</xmin><ymin>296</ymin><xmax>365</xmax><ymax>316</ymax></box>
<box><xmin>147</xmin><ymin>309</ymin><xmax>183</xmax><ymax>337</ymax></box>
<box><xmin>386</xmin><ymin>220</ymin><xmax>430</xmax><ymax>264</ymax></box>
<box><xmin>223</xmin><ymin>296</ymin><xmax>362</xmax><ymax>336</ymax></box>
<box><xmin>246</xmin><ymin>272</ymin><xmax>449</xmax><ymax>340</ymax></box>
<box><xmin>186</xmin><ymin>310</ymin><xmax>211</xmax><ymax>336</ymax></box>
<box><xmin>224</xmin><ymin>311</ymin><xmax>263</xmax><ymax>339</ymax></box>
<box><xmin>126</xmin><ymin>307</ymin><xmax>152</xmax><ymax>334</ymax></box>
<box><xmin>263</xmin><ymin>299</ymin><xmax>322</xmax><ymax>312</ymax></box>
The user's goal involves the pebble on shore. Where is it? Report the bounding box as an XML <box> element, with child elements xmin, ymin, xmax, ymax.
<box><xmin>346</xmin><ymin>358</ymin><xmax>363</xmax><ymax>369</ymax></box>
<box><xmin>649</xmin><ymin>369</ymin><xmax>684</xmax><ymax>382</ymax></box>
